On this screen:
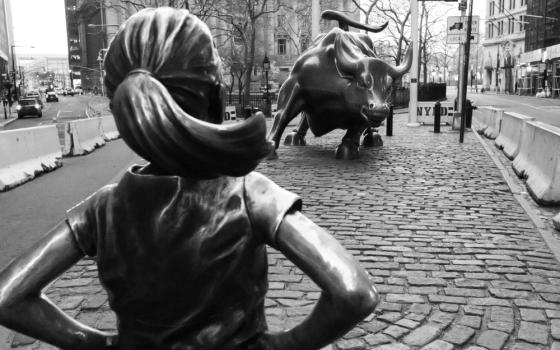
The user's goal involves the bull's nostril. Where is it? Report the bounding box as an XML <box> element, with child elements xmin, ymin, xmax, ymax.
<box><xmin>369</xmin><ymin>104</ymin><xmax>374</xmax><ymax>109</ymax></box>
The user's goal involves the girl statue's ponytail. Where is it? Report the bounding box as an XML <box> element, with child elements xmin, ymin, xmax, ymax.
<box><xmin>104</xmin><ymin>8</ymin><xmax>273</xmax><ymax>178</ymax></box>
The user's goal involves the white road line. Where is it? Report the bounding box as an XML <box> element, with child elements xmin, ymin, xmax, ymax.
<box><xmin>520</xmin><ymin>103</ymin><xmax>540</xmax><ymax>109</ymax></box>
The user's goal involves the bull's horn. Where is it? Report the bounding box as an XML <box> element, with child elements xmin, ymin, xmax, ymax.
<box><xmin>388</xmin><ymin>45</ymin><xmax>413</xmax><ymax>78</ymax></box>
<box><xmin>322</xmin><ymin>10</ymin><xmax>388</xmax><ymax>33</ymax></box>
<box><xmin>334</xmin><ymin>33</ymin><xmax>359</xmax><ymax>75</ymax></box>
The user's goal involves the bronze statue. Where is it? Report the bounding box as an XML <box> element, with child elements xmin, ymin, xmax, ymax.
<box><xmin>267</xmin><ymin>11</ymin><xmax>412</xmax><ymax>160</ymax></box>
<box><xmin>0</xmin><ymin>8</ymin><xmax>378</xmax><ymax>350</ymax></box>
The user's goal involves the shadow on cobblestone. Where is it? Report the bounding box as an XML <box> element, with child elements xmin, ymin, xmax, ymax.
<box><xmin>13</xmin><ymin>114</ymin><xmax>560</xmax><ymax>350</ymax></box>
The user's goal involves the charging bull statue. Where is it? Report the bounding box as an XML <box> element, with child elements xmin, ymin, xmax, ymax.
<box><xmin>267</xmin><ymin>10</ymin><xmax>412</xmax><ymax>159</ymax></box>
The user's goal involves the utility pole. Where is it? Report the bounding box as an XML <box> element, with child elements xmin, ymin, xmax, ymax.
<box><xmin>408</xmin><ymin>0</ymin><xmax>420</xmax><ymax>127</ymax></box>
<box><xmin>459</xmin><ymin>0</ymin><xmax>474</xmax><ymax>143</ymax></box>
<box><xmin>311</xmin><ymin>0</ymin><xmax>320</xmax><ymax>39</ymax></box>
<box><xmin>11</xmin><ymin>45</ymin><xmax>17</xmax><ymax>101</ymax></box>
<box><xmin>453</xmin><ymin>0</ymin><xmax>467</xmax><ymax>130</ymax></box>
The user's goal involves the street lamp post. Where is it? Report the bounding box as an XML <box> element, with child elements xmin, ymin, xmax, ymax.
<box><xmin>97</xmin><ymin>48</ymin><xmax>108</xmax><ymax>96</ymax></box>
<box><xmin>262</xmin><ymin>55</ymin><xmax>270</xmax><ymax>118</ymax></box>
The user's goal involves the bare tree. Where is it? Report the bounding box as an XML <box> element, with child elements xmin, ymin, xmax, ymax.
<box><xmin>350</xmin><ymin>0</ymin><xmax>380</xmax><ymax>25</ymax></box>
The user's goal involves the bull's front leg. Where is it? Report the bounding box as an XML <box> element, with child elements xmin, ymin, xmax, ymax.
<box><xmin>266</xmin><ymin>80</ymin><xmax>305</xmax><ymax>159</ymax></box>
<box><xmin>284</xmin><ymin>112</ymin><xmax>309</xmax><ymax>146</ymax></box>
<box><xmin>361</xmin><ymin>126</ymin><xmax>383</xmax><ymax>148</ymax></box>
<box><xmin>335</xmin><ymin>125</ymin><xmax>365</xmax><ymax>160</ymax></box>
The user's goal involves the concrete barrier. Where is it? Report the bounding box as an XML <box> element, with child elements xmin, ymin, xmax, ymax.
<box><xmin>494</xmin><ymin>112</ymin><xmax>535</xmax><ymax>160</ymax></box>
<box><xmin>473</xmin><ymin>106</ymin><xmax>503</xmax><ymax>139</ymax></box>
<box><xmin>554</xmin><ymin>212</ymin><xmax>560</xmax><ymax>231</ymax></box>
<box><xmin>100</xmin><ymin>115</ymin><xmax>120</xmax><ymax>141</ymax></box>
<box><xmin>513</xmin><ymin>121</ymin><xmax>560</xmax><ymax>205</ymax></box>
<box><xmin>63</xmin><ymin>118</ymin><xmax>106</xmax><ymax>156</ymax></box>
<box><xmin>417</xmin><ymin>101</ymin><xmax>454</xmax><ymax>125</ymax></box>
<box><xmin>225</xmin><ymin>106</ymin><xmax>237</xmax><ymax>121</ymax></box>
<box><xmin>0</xmin><ymin>125</ymin><xmax>62</xmax><ymax>191</ymax></box>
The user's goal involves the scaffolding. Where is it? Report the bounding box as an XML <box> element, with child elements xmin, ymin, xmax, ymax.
<box><xmin>517</xmin><ymin>76</ymin><xmax>532</xmax><ymax>96</ymax></box>
<box><xmin>553</xmin><ymin>75</ymin><xmax>560</xmax><ymax>98</ymax></box>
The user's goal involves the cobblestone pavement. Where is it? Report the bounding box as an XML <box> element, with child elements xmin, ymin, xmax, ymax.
<box><xmin>6</xmin><ymin>114</ymin><xmax>560</xmax><ymax>350</ymax></box>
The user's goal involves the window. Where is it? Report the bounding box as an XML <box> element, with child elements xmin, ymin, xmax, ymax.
<box><xmin>488</xmin><ymin>23</ymin><xmax>493</xmax><ymax>38</ymax></box>
<box><xmin>490</xmin><ymin>1</ymin><xmax>494</xmax><ymax>16</ymax></box>
<box><xmin>519</xmin><ymin>15</ymin><xmax>525</xmax><ymax>31</ymax></box>
<box><xmin>277</xmin><ymin>14</ymin><xmax>286</xmax><ymax>27</ymax></box>
<box><xmin>277</xmin><ymin>38</ymin><xmax>287</xmax><ymax>55</ymax></box>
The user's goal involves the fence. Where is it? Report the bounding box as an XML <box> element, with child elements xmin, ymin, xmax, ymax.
<box><xmin>228</xmin><ymin>85</ymin><xmax>447</xmax><ymax>115</ymax></box>
<box><xmin>226</xmin><ymin>93</ymin><xmax>276</xmax><ymax>117</ymax></box>
<box><xmin>393</xmin><ymin>83</ymin><xmax>447</xmax><ymax>108</ymax></box>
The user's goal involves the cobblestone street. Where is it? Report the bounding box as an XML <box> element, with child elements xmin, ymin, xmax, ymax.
<box><xmin>8</xmin><ymin>113</ymin><xmax>560</xmax><ymax>350</ymax></box>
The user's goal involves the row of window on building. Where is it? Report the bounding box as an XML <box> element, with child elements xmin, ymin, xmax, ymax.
<box><xmin>489</xmin><ymin>0</ymin><xmax>527</xmax><ymax>16</ymax></box>
<box><xmin>487</xmin><ymin>16</ymin><xmax>527</xmax><ymax>38</ymax></box>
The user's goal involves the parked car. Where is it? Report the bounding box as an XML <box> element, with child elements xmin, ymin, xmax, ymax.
<box><xmin>46</xmin><ymin>91</ymin><xmax>59</xmax><ymax>102</ymax></box>
<box><xmin>16</xmin><ymin>98</ymin><xmax>43</xmax><ymax>118</ymax></box>
<box><xmin>74</xmin><ymin>87</ymin><xmax>83</xmax><ymax>95</ymax></box>
<box><xmin>65</xmin><ymin>88</ymin><xmax>75</xmax><ymax>96</ymax></box>
<box><xmin>25</xmin><ymin>91</ymin><xmax>43</xmax><ymax>107</ymax></box>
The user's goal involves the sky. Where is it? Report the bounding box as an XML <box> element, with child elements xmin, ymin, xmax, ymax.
<box><xmin>10</xmin><ymin>0</ymin><xmax>68</xmax><ymax>55</ymax></box>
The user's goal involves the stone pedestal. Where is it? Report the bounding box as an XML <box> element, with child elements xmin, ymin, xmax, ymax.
<box><xmin>452</xmin><ymin>112</ymin><xmax>462</xmax><ymax>130</ymax></box>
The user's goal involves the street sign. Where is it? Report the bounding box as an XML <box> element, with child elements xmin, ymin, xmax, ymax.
<box><xmin>447</xmin><ymin>16</ymin><xmax>479</xmax><ymax>35</ymax></box>
<box><xmin>447</xmin><ymin>33</ymin><xmax>479</xmax><ymax>44</ymax></box>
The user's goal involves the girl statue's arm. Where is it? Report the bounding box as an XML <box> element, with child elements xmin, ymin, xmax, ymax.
<box><xmin>255</xmin><ymin>210</ymin><xmax>378</xmax><ymax>350</ymax></box>
<box><xmin>0</xmin><ymin>221</ymin><xmax>117</xmax><ymax>350</ymax></box>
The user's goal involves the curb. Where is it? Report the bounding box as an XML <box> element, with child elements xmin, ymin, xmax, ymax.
<box><xmin>0</xmin><ymin>117</ymin><xmax>17</xmax><ymax>128</ymax></box>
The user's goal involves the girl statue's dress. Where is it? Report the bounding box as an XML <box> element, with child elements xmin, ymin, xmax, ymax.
<box><xmin>0</xmin><ymin>7</ymin><xmax>378</xmax><ymax>350</ymax></box>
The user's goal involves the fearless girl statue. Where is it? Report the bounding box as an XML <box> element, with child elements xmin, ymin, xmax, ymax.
<box><xmin>0</xmin><ymin>8</ymin><xmax>378</xmax><ymax>350</ymax></box>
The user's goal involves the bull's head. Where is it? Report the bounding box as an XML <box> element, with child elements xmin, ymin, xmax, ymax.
<box><xmin>335</xmin><ymin>35</ymin><xmax>413</xmax><ymax>122</ymax></box>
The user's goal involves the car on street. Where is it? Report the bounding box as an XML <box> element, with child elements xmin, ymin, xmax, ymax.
<box><xmin>74</xmin><ymin>87</ymin><xmax>83</xmax><ymax>95</ymax></box>
<box><xmin>16</xmin><ymin>98</ymin><xmax>43</xmax><ymax>118</ymax></box>
<box><xmin>25</xmin><ymin>91</ymin><xmax>43</xmax><ymax>107</ymax></box>
<box><xmin>46</xmin><ymin>91</ymin><xmax>59</xmax><ymax>102</ymax></box>
<box><xmin>64</xmin><ymin>88</ymin><xmax>75</xmax><ymax>96</ymax></box>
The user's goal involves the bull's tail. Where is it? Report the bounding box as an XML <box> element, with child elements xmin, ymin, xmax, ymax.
<box><xmin>321</xmin><ymin>10</ymin><xmax>388</xmax><ymax>33</ymax></box>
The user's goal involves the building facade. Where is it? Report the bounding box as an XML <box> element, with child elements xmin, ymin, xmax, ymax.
<box><xmin>0</xmin><ymin>0</ymin><xmax>14</xmax><ymax>102</ymax></box>
<box><xmin>482</xmin><ymin>0</ymin><xmax>527</xmax><ymax>94</ymax></box>
<box><xmin>64</xmin><ymin>0</ymin><xmax>124</xmax><ymax>91</ymax></box>
<box><xmin>523</xmin><ymin>0</ymin><xmax>560</xmax><ymax>97</ymax></box>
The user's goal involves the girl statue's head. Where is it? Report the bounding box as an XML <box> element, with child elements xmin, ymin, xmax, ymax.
<box><xmin>104</xmin><ymin>7</ymin><xmax>273</xmax><ymax>179</ymax></box>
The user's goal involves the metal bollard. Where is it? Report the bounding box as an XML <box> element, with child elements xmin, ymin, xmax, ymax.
<box><xmin>386</xmin><ymin>105</ymin><xmax>393</xmax><ymax>136</ymax></box>
<box><xmin>434</xmin><ymin>101</ymin><xmax>441</xmax><ymax>133</ymax></box>
<box><xmin>466</xmin><ymin>99</ymin><xmax>475</xmax><ymax>128</ymax></box>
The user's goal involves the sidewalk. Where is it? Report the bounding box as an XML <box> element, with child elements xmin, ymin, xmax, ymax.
<box><xmin>4</xmin><ymin>114</ymin><xmax>560</xmax><ymax>350</ymax></box>
<box><xmin>0</xmin><ymin>108</ymin><xmax>17</xmax><ymax>128</ymax></box>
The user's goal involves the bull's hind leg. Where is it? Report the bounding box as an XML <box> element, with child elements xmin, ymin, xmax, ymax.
<box><xmin>335</xmin><ymin>126</ymin><xmax>364</xmax><ymax>160</ymax></box>
<box><xmin>362</xmin><ymin>127</ymin><xmax>383</xmax><ymax>148</ymax></box>
<box><xmin>284</xmin><ymin>113</ymin><xmax>309</xmax><ymax>146</ymax></box>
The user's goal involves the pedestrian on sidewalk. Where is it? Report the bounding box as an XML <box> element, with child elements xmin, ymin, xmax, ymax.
<box><xmin>0</xmin><ymin>8</ymin><xmax>377</xmax><ymax>350</ymax></box>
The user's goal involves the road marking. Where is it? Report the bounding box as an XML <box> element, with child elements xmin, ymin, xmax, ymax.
<box><xmin>520</xmin><ymin>103</ymin><xmax>560</xmax><ymax>111</ymax></box>
<box><xmin>520</xmin><ymin>103</ymin><xmax>539</xmax><ymax>109</ymax></box>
